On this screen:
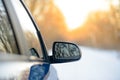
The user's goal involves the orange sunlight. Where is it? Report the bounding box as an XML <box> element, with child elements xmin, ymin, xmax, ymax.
<box><xmin>54</xmin><ymin>0</ymin><xmax>118</xmax><ymax>30</ymax></box>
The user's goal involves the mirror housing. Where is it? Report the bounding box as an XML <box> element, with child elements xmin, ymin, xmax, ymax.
<box><xmin>50</xmin><ymin>42</ymin><xmax>81</xmax><ymax>63</ymax></box>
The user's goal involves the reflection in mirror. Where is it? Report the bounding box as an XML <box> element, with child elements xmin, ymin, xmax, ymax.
<box><xmin>54</xmin><ymin>42</ymin><xmax>80</xmax><ymax>59</ymax></box>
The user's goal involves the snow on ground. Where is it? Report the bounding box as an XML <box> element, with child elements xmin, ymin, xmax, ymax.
<box><xmin>52</xmin><ymin>46</ymin><xmax>120</xmax><ymax>80</ymax></box>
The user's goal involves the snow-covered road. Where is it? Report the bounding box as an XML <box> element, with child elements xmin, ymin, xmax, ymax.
<box><xmin>52</xmin><ymin>46</ymin><xmax>120</xmax><ymax>80</ymax></box>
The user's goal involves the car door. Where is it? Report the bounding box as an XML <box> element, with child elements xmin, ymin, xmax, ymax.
<box><xmin>0</xmin><ymin>0</ymin><xmax>58</xmax><ymax>80</ymax></box>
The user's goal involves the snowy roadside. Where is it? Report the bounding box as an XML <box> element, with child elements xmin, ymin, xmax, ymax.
<box><xmin>52</xmin><ymin>46</ymin><xmax>120</xmax><ymax>80</ymax></box>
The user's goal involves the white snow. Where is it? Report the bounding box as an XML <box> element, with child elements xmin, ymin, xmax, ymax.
<box><xmin>52</xmin><ymin>46</ymin><xmax>120</xmax><ymax>80</ymax></box>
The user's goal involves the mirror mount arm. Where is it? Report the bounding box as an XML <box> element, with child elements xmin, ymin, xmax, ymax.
<box><xmin>49</xmin><ymin>56</ymin><xmax>55</xmax><ymax>64</ymax></box>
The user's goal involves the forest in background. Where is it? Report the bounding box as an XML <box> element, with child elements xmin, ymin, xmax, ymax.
<box><xmin>24</xmin><ymin>0</ymin><xmax>120</xmax><ymax>50</ymax></box>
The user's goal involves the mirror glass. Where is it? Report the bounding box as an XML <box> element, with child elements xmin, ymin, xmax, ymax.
<box><xmin>53</xmin><ymin>42</ymin><xmax>80</xmax><ymax>59</ymax></box>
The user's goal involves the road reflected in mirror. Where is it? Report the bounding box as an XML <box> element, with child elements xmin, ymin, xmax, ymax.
<box><xmin>54</xmin><ymin>42</ymin><xmax>80</xmax><ymax>59</ymax></box>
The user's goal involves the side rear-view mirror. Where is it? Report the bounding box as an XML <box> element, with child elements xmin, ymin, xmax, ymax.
<box><xmin>50</xmin><ymin>42</ymin><xmax>81</xmax><ymax>63</ymax></box>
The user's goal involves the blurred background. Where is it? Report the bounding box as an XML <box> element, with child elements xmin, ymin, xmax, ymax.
<box><xmin>24</xmin><ymin>0</ymin><xmax>120</xmax><ymax>51</ymax></box>
<box><xmin>24</xmin><ymin>0</ymin><xmax>120</xmax><ymax>80</ymax></box>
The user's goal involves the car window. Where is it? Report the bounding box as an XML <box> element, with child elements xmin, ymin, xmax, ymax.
<box><xmin>11</xmin><ymin>0</ymin><xmax>43</xmax><ymax>58</ymax></box>
<box><xmin>0</xmin><ymin>0</ymin><xmax>18</xmax><ymax>54</ymax></box>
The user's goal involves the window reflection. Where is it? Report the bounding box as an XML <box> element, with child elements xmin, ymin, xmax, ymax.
<box><xmin>0</xmin><ymin>0</ymin><xmax>18</xmax><ymax>54</ymax></box>
<box><xmin>54</xmin><ymin>43</ymin><xmax>79</xmax><ymax>59</ymax></box>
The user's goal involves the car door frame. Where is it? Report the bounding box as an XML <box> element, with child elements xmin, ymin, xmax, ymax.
<box><xmin>3</xmin><ymin>0</ymin><xmax>49</xmax><ymax>60</ymax></box>
<box><xmin>0</xmin><ymin>0</ymin><xmax>55</xmax><ymax>79</ymax></box>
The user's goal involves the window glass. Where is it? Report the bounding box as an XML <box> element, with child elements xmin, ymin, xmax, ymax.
<box><xmin>0</xmin><ymin>0</ymin><xmax>18</xmax><ymax>54</ymax></box>
<box><xmin>12</xmin><ymin>0</ymin><xmax>43</xmax><ymax>57</ymax></box>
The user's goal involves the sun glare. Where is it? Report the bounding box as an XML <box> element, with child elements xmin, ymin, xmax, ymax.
<box><xmin>54</xmin><ymin>0</ymin><xmax>117</xmax><ymax>30</ymax></box>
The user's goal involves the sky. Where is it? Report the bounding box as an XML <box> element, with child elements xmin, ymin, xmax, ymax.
<box><xmin>54</xmin><ymin>0</ymin><xmax>119</xmax><ymax>30</ymax></box>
